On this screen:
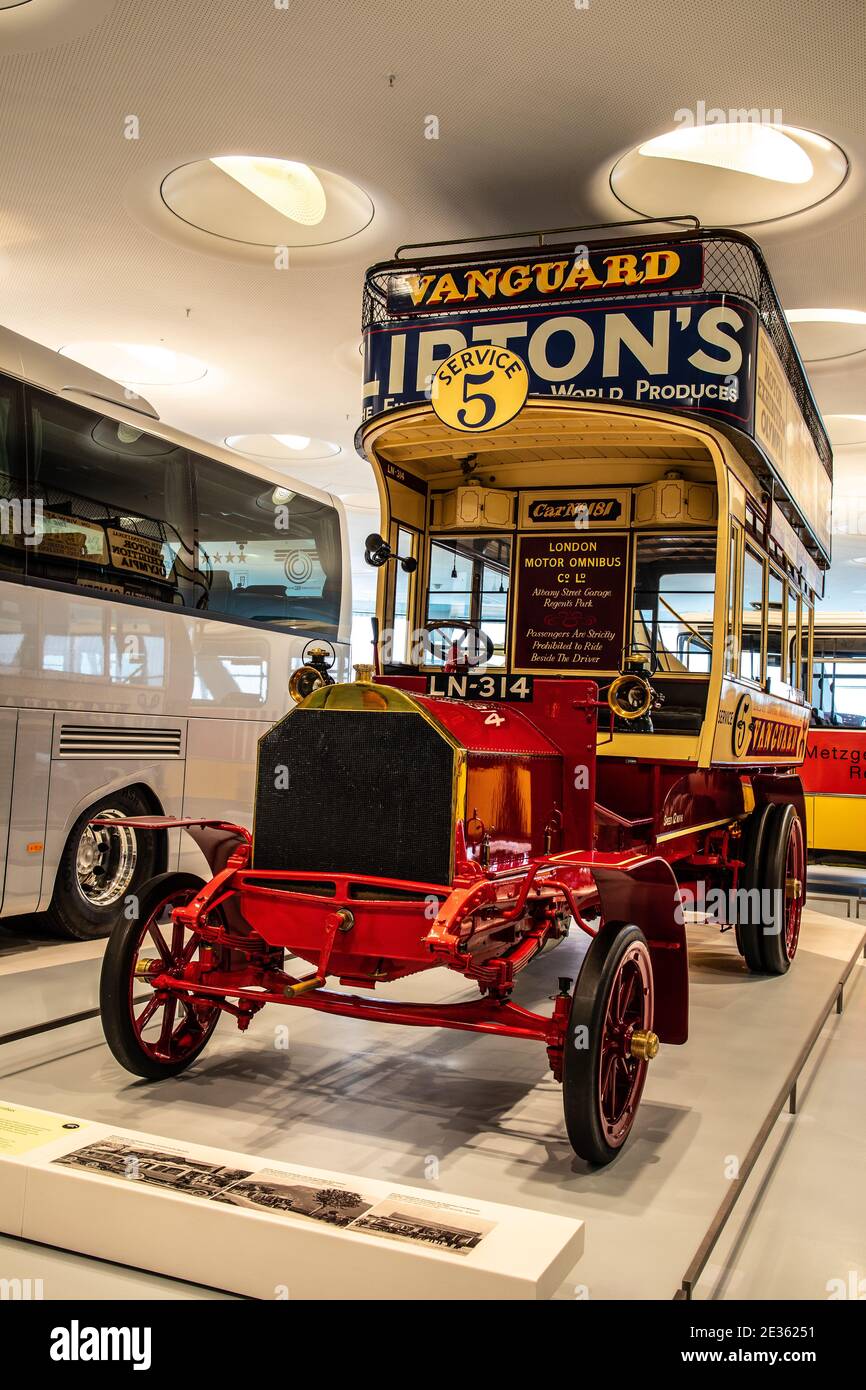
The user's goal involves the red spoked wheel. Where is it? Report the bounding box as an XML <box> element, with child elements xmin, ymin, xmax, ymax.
<box><xmin>563</xmin><ymin>921</ymin><xmax>658</xmax><ymax>1165</ymax></box>
<box><xmin>100</xmin><ymin>872</ymin><xmax>222</xmax><ymax>1080</ymax></box>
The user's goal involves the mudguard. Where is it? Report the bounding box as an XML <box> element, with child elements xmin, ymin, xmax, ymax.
<box><xmin>591</xmin><ymin>857</ymin><xmax>689</xmax><ymax>1044</ymax></box>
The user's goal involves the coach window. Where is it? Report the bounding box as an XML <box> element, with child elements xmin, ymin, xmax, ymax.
<box><xmin>193</xmin><ymin>458</ymin><xmax>342</xmax><ymax>634</ymax></box>
<box><xmin>740</xmin><ymin>545</ymin><xmax>765</xmax><ymax>683</ymax></box>
<box><xmin>801</xmin><ymin>597</ymin><xmax>814</xmax><ymax>701</ymax></box>
<box><xmin>766</xmin><ymin>568</ymin><xmax>785</xmax><ymax>687</ymax></box>
<box><xmin>25</xmin><ymin>388</ymin><xmax>196</xmax><ymax>605</ymax></box>
<box><xmin>0</xmin><ymin>373</ymin><xmax>25</xmax><ymax>579</ymax></box>
<box><xmin>787</xmin><ymin>583</ymin><xmax>801</xmax><ymax>688</ymax></box>
<box><xmin>391</xmin><ymin>525</ymin><xmax>418</xmax><ymax>664</ymax></box>
<box><xmin>425</xmin><ymin>535</ymin><xmax>511</xmax><ymax>667</ymax></box>
<box><xmin>725</xmin><ymin>523</ymin><xmax>740</xmax><ymax>675</ymax></box>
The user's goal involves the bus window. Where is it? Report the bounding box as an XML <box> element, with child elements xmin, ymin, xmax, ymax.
<box><xmin>740</xmin><ymin>546</ymin><xmax>765</xmax><ymax>682</ymax></box>
<box><xmin>391</xmin><ymin>525</ymin><xmax>417</xmax><ymax>664</ymax></box>
<box><xmin>425</xmin><ymin>535</ymin><xmax>510</xmax><ymax>667</ymax></box>
<box><xmin>812</xmin><ymin>634</ymin><xmax>866</xmax><ymax>726</ymax></box>
<box><xmin>632</xmin><ymin>534</ymin><xmax>715</xmax><ymax>674</ymax></box>
<box><xmin>725</xmin><ymin>523</ymin><xmax>739</xmax><ymax>675</ymax></box>
<box><xmin>25</xmin><ymin>388</ymin><xmax>196</xmax><ymax>605</ymax></box>
<box><xmin>787</xmin><ymin>585</ymin><xmax>801</xmax><ymax>688</ymax></box>
<box><xmin>193</xmin><ymin>457</ymin><xmax>342</xmax><ymax>634</ymax></box>
<box><xmin>802</xmin><ymin>600</ymin><xmax>813</xmax><ymax>700</ymax></box>
<box><xmin>766</xmin><ymin>568</ymin><xmax>784</xmax><ymax>686</ymax></box>
<box><xmin>0</xmin><ymin>373</ymin><xmax>28</xmax><ymax>576</ymax></box>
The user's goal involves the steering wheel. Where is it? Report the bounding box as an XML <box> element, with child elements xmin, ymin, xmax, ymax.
<box><xmin>422</xmin><ymin>620</ymin><xmax>494</xmax><ymax>670</ymax></box>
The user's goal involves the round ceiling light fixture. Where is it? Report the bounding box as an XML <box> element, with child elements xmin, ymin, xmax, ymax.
<box><xmin>226</xmin><ymin>433</ymin><xmax>341</xmax><ymax>463</ymax></box>
<box><xmin>824</xmin><ymin>414</ymin><xmax>866</xmax><ymax>447</ymax></box>
<box><xmin>59</xmin><ymin>341</ymin><xmax>208</xmax><ymax>387</ymax></box>
<box><xmin>161</xmin><ymin>156</ymin><xmax>374</xmax><ymax>248</ymax></box>
<box><xmin>610</xmin><ymin>123</ymin><xmax>847</xmax><ymax>226</ymax></box>
<box><xmin>785</xmin><ymin>309</ymin><xmax>866</xmax><ymax>363</ymax></box>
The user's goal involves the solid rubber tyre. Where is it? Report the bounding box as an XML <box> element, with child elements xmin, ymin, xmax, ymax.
<box><xmin>758</xmin><ymin>804</ymin><xmax>806</xmax><ymax>975</ymax></box>
<box><xmin>100</xmin><ymin>872</ymin><xmax>220</xmax><ymax>1080</ymax></box>
<box><xmin>736</xmin><ymin>803</ymin><xmax>774</xmax><ymax>974</ymax></box>
<box><xmin>562</xmin><ymin>921</ymin><xmax>654</xmax><ymax>1166</ymax></box>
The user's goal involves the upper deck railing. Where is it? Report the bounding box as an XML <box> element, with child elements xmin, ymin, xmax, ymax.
<box><xmin>362</xmin><ymin>219</ymin><xmax>832</xmax><ymax>485</ymax></box>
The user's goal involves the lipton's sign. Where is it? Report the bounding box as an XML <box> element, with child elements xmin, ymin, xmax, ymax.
<box><xmin>387</xmin><ymin>244</ymin><xmax>703</xmax><ymax>315</ymax></box>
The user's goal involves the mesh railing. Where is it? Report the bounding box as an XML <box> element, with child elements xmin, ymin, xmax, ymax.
<box><xmin>362</xmin><ymin>231</ymin><xmax>831</xmax><ymax>480</ymax></box>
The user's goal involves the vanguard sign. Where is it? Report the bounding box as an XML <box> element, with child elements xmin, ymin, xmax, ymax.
<box><xmin>386</xmin><ymin>244</ymin><xmax>704</xmax><ymax>314</ymax></box>
<box><xmin>362</xmin><ymin>296</ymin><xmax>757</xmax><ymax>435</ymax></box>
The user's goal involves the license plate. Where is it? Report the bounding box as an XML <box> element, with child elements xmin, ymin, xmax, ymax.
<box><xmin>425</xmin><ymin>673</ymin><xmax>534</xmax><ymax>702</ymax></box>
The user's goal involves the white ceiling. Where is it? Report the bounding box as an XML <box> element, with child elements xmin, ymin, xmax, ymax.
<box><xmin>1</xmin><ymin>0</ymin><xmax>865</xmax><ymax>603</ymax></box>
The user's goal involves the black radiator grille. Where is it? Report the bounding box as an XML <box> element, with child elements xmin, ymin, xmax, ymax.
<box><xmin>253</xmin><ymin>709</ymin><xmax>456</xmax><ymax>885</ymax></box>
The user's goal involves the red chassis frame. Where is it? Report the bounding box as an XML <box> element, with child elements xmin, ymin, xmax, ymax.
<box><xmin>94</xmin><ymin>812</ymin><xmax>689</xmax><ymax>1082</ymax></box>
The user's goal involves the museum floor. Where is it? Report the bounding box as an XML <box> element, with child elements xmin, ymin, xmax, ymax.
<box><xmin>0</xmin><ymin>899</ymin><xmax>864</xmax><ymax>1301</ymax></box>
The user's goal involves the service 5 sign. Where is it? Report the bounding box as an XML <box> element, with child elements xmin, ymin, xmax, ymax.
<box><xmin>431</xmin><ymin>344</ymin><xmax>529</xmax><ymax>432</ymax></box>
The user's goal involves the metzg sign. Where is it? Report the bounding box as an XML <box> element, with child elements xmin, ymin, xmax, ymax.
<box><xmin>387</xmin><ymin>244</ymin><xmax>704</xmax><ymax>315</ymax></box>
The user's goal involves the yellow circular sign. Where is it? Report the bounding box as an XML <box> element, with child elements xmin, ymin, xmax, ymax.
<box><xmin>431</xmin><ymin>344</ymin><xmax>529</xmax><ymax>433</ymax></box>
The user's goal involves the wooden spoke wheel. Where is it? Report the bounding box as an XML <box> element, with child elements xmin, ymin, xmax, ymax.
<box><xmin>563</xmin><ymin>921</ymin><xmax>657</xmax><ymax>1166</ymax></box>
<box><xmin>736</xmin><ymin>803</ymin><xmax>806</xmax><ymax>976</ymax></box>
<box><xmin>100</xmin><ymin>872</ymin><xmax>222</xmax><ymax>1080</ymax></box>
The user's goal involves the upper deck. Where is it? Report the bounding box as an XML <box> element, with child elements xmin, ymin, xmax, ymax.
<box><xmin>358</xmin><ymin>221</ymin><xmax>832</xmax><ymax>567</ymax></box>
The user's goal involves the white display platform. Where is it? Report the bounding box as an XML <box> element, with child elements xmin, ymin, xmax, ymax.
<box><xmin>0</xmin><ymin>937</ymin><xmax>106</xmax><ymax>1041</ymax></box>
<box><xmin>0</xmin><ymin>1102</ymin><xmax>584</xmax><ymax>1301</ymax></box>
<box><xmin>0</xmin><ymin>909</ymin><xmax>861</xmax><ymax>1300</ymax></box>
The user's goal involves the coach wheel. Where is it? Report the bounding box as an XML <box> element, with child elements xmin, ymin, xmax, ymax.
<box><xmin>736</xmin><ymin>804</ymin><xmax>774</xmax><ymax>973</ymax></box>
<box><xmin>562</xmin><ymin>921</ymin><xmax>657</xmax><ymax>1165</ymax></box>
<box><xmin>100</xmin><ymin>873</ymin><xmax>222</xmax><ymax>1080</ymax></box>
<box><xmin>736</xmin><ymin>803</ymin><xmax>805</xmax><ymax>976</ymax></box>
<box><xmin>50</xmin><ymin>786</ymin><xmax>159</xmax><ymax>940</ymax></box>
<box><xmin>760</xmin><ymin>804</ymin><xmax>806</xmax><ymax>975</ymax></box>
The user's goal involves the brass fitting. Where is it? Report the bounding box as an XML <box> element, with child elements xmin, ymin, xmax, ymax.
<box><xmin>353</xmin><ymin>663</ymin><xmax>374</xmax><ymax>683</ymax></box>
<box><xmin>630</xmin><ymin>1029</ymin><xmax>660</xmax><ymax>1061</ymax></box>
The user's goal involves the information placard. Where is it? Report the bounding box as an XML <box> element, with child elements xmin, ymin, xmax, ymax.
<box><xmin>512</xmin><ymin>532</ymin><xmax>629</xmax><ymax>672</ymax></box>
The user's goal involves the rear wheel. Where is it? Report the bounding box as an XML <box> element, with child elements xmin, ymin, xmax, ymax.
<box><xmin>737</xmin><ymin>804</ymin><xmax>774</xmax><ymax>973</ymax></box>
<box><xmin>51</xmin><ymin>787</ymin><xmax>159</xmax><ymax>940</ymax></box>
<box><xmin>100</xmin><ymin>872</ymin><xmax>221</xmax><ymax>1080</ymax></box>
<box><xmin>562</xmin><ymin>921</ymin><xmax>657</xmax><ymax>1165</ymax></box>
<box><xmin>736</xmin><ymin>803</ymin><xmax>805</xmax><ymax>976</ymax></box>
<box><xmin>760</xmin><ymin>805</ymin><xmax>806</xmax><ymax>975</ymax></box>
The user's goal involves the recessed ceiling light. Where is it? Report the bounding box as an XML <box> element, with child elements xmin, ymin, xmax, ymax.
<box><xmin>161</xmin><ymin>157</ymin><xmax>373</xmax><ymax>250</ymax></box>
<box><xmin>784</xmin><ymin>310</ymin><xmax>866</xmax><ymax>364</ymax></box>
<box><xmin>786</xmin><ymin>308</ymin><xmax>866</xmax><ymax>325</ymax></box>
<box><xmin>610</xmin><ymin>123</ymin><xmax>847</xmax><ymax>226</ymax></box>
<box><xmin>638</xmin><ymin>124</ymin><xmax>812</xmax><ymax>183</ymax></box>
<box><xmin>210</xmin><ymin>157</ymin><xmax>326</xmax><ymax>227</ymax></box>
<box><xmin>59</xmin><ymin>341</ymin><xmax>208</xmax><ymax>386</ymax></box>
<box><xmin>226</xmin><ymin>433</ymin><xmax>341</xmax><ymax>463</ymax></box>
<box><xmin>825</xmin><ymin>415</ymin><xmax>866</xmax><ymax>447</ymax></box>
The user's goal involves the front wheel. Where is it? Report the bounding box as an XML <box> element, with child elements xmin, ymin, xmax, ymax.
<box><xmin>100</xmin><ymin>873</ymin><xmax>221</xmax><ymax>1080</ymax></box>
<box><xmin>562</xmin><ymin>921</ymin><xmax>658</xmax><ymax>1166</ymax></box>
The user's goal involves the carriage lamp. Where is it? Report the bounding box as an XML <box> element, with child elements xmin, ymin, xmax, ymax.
<box><xmin>363</xmin><ymin>532</ymin><xmax>418</xmax><ymax>572</ymax></box>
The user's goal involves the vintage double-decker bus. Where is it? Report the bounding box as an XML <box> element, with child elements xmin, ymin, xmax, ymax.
<box><xmin>99</xmin><ymin>220</ymin><xmax>832</xmax><ymax>1166</ymax></box>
